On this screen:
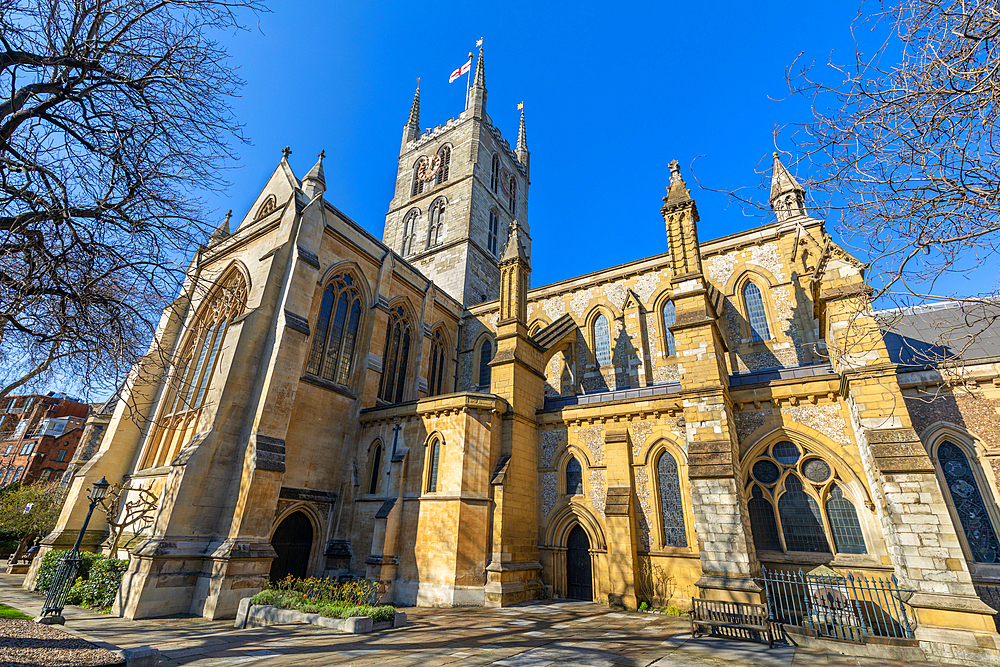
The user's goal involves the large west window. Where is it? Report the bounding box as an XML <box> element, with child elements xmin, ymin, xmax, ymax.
<box><xmin>746</xmin><ymin>440</ymin><xmax>867</xmax><ymax>556</ymax></box>
<box><xmin>306</xmin><ymin>272</ymin><xmax>363</xmax><ymax>386</ymax></box>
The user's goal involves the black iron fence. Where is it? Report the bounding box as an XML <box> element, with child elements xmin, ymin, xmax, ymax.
<box><xmin>759</xmin><ymin>567</ymin><xmax>914</xmax><ymax>641</ymax></box>
<box><xmin>974</xmin><ymin>583</ymin><xmax>1000</xmax><ymax>632</ymax></box>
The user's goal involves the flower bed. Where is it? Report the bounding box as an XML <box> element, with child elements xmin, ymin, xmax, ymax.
<box><xmin>248</xmin><ymin>575</ymin><xmax>395</xmax><ymax>622</ymax></box>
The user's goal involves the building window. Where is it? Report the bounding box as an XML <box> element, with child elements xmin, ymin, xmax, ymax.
<box><xmin>141</xmin><ymin>269</ymin><xmax>248</xmax><ymax>470</ymax></box>
<box><xmin>428</xmin><ymin>329</ymin><xmax>447</xmax><ymax>397</ymax></box>
<box><xmin>51</xmin><ymin>471</ymin><xmax>62</xmax><ymax>483</ymax></box>
<box><xmin>657</xmin><ymin>451</ymin><xmax>687</xmax><ymax>547</ymax></box>
<box><xmin>488</xmin><ymin>211</ymin><xmax>500</xmax><ymax>256</ymax></box>
<box><xmin>662</xmin><ymin>300</ymin><xmax>676</xmax><ymax>356</ymax></box>
<box><xmin>39</xmin><ymin>468</ymin><xmax>52</xmax><ymax>482</ymax></box>
<box><xmin>938</xmin><ymin>441</ymin><xmax>1000</xmax><ymax>563</ymax></box>
<box><xmin>746</xmin><ymin>440</ymin><xmax>867</xmax><ymax>556</ymax></box>
<box><xmin>436</xmin><ymin>145</ymin><xmax>451</xmax><ymax>184</ymax></box>
<box><xmin>411</xmin><ymin>159</ymin><xmax>425</xmax><ymax>196</ymax></box>
<box><xmin>3</xmin><ymin>445</ymin><xmax>10</xmax><ymax>455</ymax></box>
<box><xmin>743</xmin><ymin>282</ymin><xmax>772</xmax><ymax>342</ymax></box>
<box><xmin>378</xmin><ymin>305</ymin><xmax>412</xmax><ymax>404</ymax></box>
<box><xmin>55</xmin><ymin>449</ymin><xmax>67</xmax><ymax>462</ymax></box>
<box><xmin>478</xmin><ymin>340</ymin><xmax>493</xmax><ymax>388</ymax></box>
<box><xmin>401</xmin><ymin>209</ymin><xmax>419</xmax><ymax>256</ymax></box>
<box><xmin>368</xmin><ymin>444</ymin><xmax>382</xmax><ymax>495</ymax></box>
<box><xmin>491</xmin><ymin>154</ymin><xmax>500</xmax><ymax>193</ymax></box>
<box><xmin>20</xmin><ymin>442</ymin><xmax>34</xmax><ymax>455</ymax></box>
<box><xmin>427</xmin><ymin>439</ymin><xmax>441</xmax><ymax>493</ymax></box>
<box><xmin>594</xmin><ymin>314</ymin><xmax>612</xmax><ymax>367</ymax></box>
<box><xmin>255</xmin><ymin>194</ymin><xmax>276</xmax><ymax>219</ymax></box>
<box><xmin>427</xmin><ymin>198</ymin><xmax>446</xmax><ymax>248</ymax></box>
<box><xmin>0</xmin><ymin>468</ymin><xmax>9</xmax><ymax>487</ymax></box>
<box><xmin>14</xmin><ymin>466</ymin><xmax>23</xmax><ymax>483</ymax></box>
<box><xmin>508</xmin><ymin>175</ymin><xmax>516</xmax><ymax>214</ymax></box>
<box><xmin>566</xmin><ymin>457</ymin><xmax>583</xmax><ymax>495</ymax></box>
<box><xmin>306</xmin><ymin>272</ymin><xmax>363</xmax><ymax>386</ymax></box>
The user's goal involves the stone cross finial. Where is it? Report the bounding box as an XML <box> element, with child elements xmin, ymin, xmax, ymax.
<box><xmin>281</xmin><ymin>146</ymin><xmax>292</xmax><ymax>159</ymax></box>
<box><xmin>318</xmin><ymin>150</ymin><xmax>325</xmax><ymax>160</ymax></box>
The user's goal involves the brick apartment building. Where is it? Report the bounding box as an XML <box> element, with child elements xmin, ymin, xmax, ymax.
<box><xmin>0</xmin><ymin>393</ymin><xmax>89</xmax><ymax>487</ymax></box>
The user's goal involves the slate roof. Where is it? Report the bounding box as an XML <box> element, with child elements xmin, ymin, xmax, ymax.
<box><xmin>877</xmin><ymin>300</ymin><xmax>1000</xmax><ymax>366</ymax></box>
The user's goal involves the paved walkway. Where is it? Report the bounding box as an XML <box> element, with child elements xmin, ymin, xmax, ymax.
<box><xmin>0</xmin><ymin>574</ymin><xmax>936</xmax><ymax>667</ymax></box>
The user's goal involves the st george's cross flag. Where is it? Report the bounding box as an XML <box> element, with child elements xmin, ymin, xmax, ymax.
<box><xmin>449</xmin><ymin>58</ymin><xmax>472</xmax><ymax>83</ymax></box>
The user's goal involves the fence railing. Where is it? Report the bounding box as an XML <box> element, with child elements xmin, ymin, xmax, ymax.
<box><xmin>759</xmin><ymin>568</ymin><xmax>914</xmax><ymax>641</ymax></box>
<box><xmin>974</xmin><ymin>583</ymin><xmax>1000</xmax><ymax>633</ymax></box>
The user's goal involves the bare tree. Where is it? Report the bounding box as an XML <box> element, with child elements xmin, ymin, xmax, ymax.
<box><xmin>0</xmin><ymin>0</ymin><xmax>266</xmax><ymax>399</ymax></box>
<box><xmin>776</xmin><ymin>0</ymin><xmax>1000</xmax><ymax>315</ymax></box>
<box><xmin>97</xmin><ymin>480</ymin><xmax>157</xmax><ymax>555</ymax></box>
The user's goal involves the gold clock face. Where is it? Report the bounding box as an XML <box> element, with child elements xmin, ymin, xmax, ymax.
<box><xmin>417</xmin><ymin>154</ymin><xmax>442</xmax><ymax>182</ymax></box>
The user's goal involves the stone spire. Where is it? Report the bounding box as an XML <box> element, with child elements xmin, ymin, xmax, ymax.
<box><xmin>402</xmin><ymin>82</ymin><xmax>420</xmax><ymax>148</ymax></box>
<box><xmin>302</xmin><ymin>150</ymin><xmax>326</xmax><ymax>200</ymax></box>
<box><xmin>499</xmin><ymin>219</ymin><xmax>530</xmax><ymax>323</ymax></box>
<box><xmin>208</xmin><ymin>210</ymin><xmax>232</xmax><ymax>245</ymax></box>
<box><xmin>516</xmin><ymin>109</ymin><xmax>530</xmax><ymax>177</ymax></box>
<box><xmin>661</xmin><ymin>159</ymin><xmax>703</xmax><ymax>281</ymax></box>
<box><xmin>770</xmin><ymin>152</ymin><xmax>807</xmax><ymax>221</ymax></box>
<box><xmin>467</xmin><ymin>47</ymin><xmax>487</xmax><ymax>118</ymax></box>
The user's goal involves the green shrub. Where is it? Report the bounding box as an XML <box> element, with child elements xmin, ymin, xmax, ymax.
<box><xmin>34</xmin><ymin>550</ymin><xmax>127</xmax><ymax>610</ymax></box>
<box><xmin>34</xmin><ymin>550</ymin><xmax>102</xmax><ymax>592</ymax></box>
<box><xmin>250</xmin><ymin>575</ymin><xmax>395</xmax><ymax>621</ymax></box>
<box><xmin>664</xmin><ymin>604</ymin><xmax>685</xmax><ymax>616</ymax></box>
<box><xmin>249</xmin><ymin>589</ymin><xmax>282</xmax><ymax>606</ymax></box>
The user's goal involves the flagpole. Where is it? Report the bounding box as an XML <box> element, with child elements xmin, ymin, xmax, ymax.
<box><xmin>465</xmin><ymin>51</ymin><xmax>473</xmax><ymax>107</ymax></box>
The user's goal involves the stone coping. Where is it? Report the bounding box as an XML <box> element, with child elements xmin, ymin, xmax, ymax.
<box><xmin>235</xmin><ymin>598</ymin><xmax>406</xmax><ymax>634</ymax></box>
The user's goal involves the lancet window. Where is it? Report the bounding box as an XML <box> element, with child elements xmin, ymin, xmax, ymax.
<box><xmin>378</xmin><ymin>304</ymin><xmax>412</xmax><ymax>404</ymax></box>
<box><xmin>411</xmin><ymin>159</ymin><xmax>425</xmax><ymax>197</ymax></box>
<box><xmin>491</xmin><ymin>154</ymin><xmax>500</xmax><ymax>193</ymax></box>
<box><xmin>937</xmin><ymin>441</ymin><xmax>1000</xmax><ymax>563</ymax></box>
<box><xmin>306</xmin><ymin>272</ymin><xmax>363</xmax><ymax>386</ymax></box>
<box><xmin>427</xmin><ymin>198</ymin><xmax>446</xmax><ymax>248</ymax></box>
<box><xmin>657</xmin><ymin>451</ymin><xmax>687</xmax><ymax>547</ymax></box>
<box><xmin>140</xmin><ymin>269</ymin><xmax>247</xmax><ymax>470</ymax></box>
<box><xmin>662</xmin><ymin>300</ymin><xmax>676</xmax><ymax>356</ymax></box>
<box><xmin>594</xmin><ymin>314</ymin><xmax>612</xmax><ymax>367</ymax></box>
<box><xmin>426</xmin><ymin>438</ymin><xmax>441</xmax><ymax>493</ymax></box>
<box><xmin>508</xmin><ymin>176</ymin><xmax>516</xmax><ymax>214</ymax></box>
<box><xmin>566</xmin><ymin>457</ymin><xmax>583</xmax><ymax>495</ymax></box>
<box><xmin>368</xmin><ymin>443</ymin><xmax>382</xmax><ymax>495</ymax></box>
<box><xmin>436</xmin><ymin>145</ymin><xmax>451</xmax><ymax>184</ymax></box>
<box><xmin>743</xmin><ymin>282</ymin><xmax>772</xmax><ymax>342</ymax></box>
<box><xmin>478</xmin><ymin>339</ymin><xmax>493</xmax><ymax>388</ymax></box>
<box><xmin>401</xmin><ymin>209</ymin><xmax>419</xmax><ymax>256</ymax></box>
<box><xmin>488</xmin><ymin>211</ymin><xmax>500</xmax><ymax>256</ymax></box>
<box><xmin>427</xmin><ymin>329</ymin><xmax>447</xmax><ymax>397</ymax></box>
<box><xmin>746</xmin><ymin>440</ymin><xmax>867</xmax><ymax>556</ymax></box>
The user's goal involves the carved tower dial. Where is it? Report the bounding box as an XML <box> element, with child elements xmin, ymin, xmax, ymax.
<box><xmin>417</xmin><ymin>154</ymin><xmax>441</xmax><ymax>181</ymax></box>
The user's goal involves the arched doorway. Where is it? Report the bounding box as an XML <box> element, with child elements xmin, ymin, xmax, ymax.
<box><xmin>270</xmin><ymin>511</ymin><xmax>313</xmax><ymax>582</ymax></box>
<box><xmin>566</xmin><ymin>524</ymin><xmax>592</xmax><ymax>600</ymax></box>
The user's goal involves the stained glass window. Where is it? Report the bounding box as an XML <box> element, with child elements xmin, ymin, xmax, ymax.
<box><xmin>826</xmin><ymin>484</ymin><xmax>867</xmax><ymax>554</ymax></box>
<box><xmin>566</xmin><ymin>457</ymin><xmax>583</xmax><ymax>495</ymax></box>
<box><xmin>378</xmin><ymin>305</ymin><xmax>412</xmax><ymax>403</ymax></box>
<box><xmin>479</xmin><ymin>340</ymin><xmax>493</xmax><ymax>388</ymax></box>
<box><xmin>662</xmin><ymin>301</ymin><xmax>676</xmax><ymax>356</ymax></box>
<box><xmin>779</xmin><ymin>475</ymin><xmax>831</xmax><ymax>553</ymax></box>
<box><xmin>427</xmin><ymin>440</ymin><xmax>440</xmax><ymax>493</ymax></box>
<box><xmin>939</xmin><ymin>441</ymin><xmax>1000</xmax><ymax>563</ymax></box>
<box><xmin>307</xmin><ymin>273</ymin><xmax>363</xmax><ymax>386</ymax></box>
<box><xmin>658</xmin><ymin>451</ymin><xmax>687</xmax><ymax>547</ymax></box>
<box><xmin>594</xmin><ymin>314</ymin><xmax>612</xmax><ymax>366</ymax></box>
<box><xmin>803</xmin><ymin>458</ymin><xmax>832</xmax><ymax>483</ymax></box>
<box><xmin>752</xmin><ymin>460</ymin><xmax>780</xmax><ymax>485</ymax></box>
<box><xmin>743</xmin><ymin>282</ymin><xmax>772</xmax><ymax>342</ymax></box>
<box><xmin>773</xmin><ymin>441</ymin><xmax>800</xmax><ymax>465</ymax></box>
<box><xmin>749</xmin><ymin>486</ymin><xmax>782</xmax><ymax>551</ymax></box>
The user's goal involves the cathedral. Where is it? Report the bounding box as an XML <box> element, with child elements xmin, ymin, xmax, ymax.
<box><xmin>28</xmin><ymin>49</ymin><xmax>1000</xmax><ymax>664</ymax></box>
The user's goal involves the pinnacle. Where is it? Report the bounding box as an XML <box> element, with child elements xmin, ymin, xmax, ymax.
<box><xmin>516</xmin><ymin>110</ymin><xmax>527</xmax><ymax>152</ymax></box>
<box><xmin>209</xmin><ymin>210</ymin><xmax>232</xmax><ymax>244</ymax></box>
<box><xmin>501</xmin><ymin>219</ymin><xmax>529</xmax><ymax>264</ymax></box>
<box><xmin>407</xmin><ymin>84</ymin><xmax>420</xmax><ymax>128</ymax></box>
<box><xmin>663</xmin><ymin>159</ymin><xmax>694</xmax><ymax>209</ymax></box>
<box><xmin>474</xmin><ymin>46</ymin><xmax>485</xmax><ymax>89</ymax></box>
<box><xmin>770</xmin><ymin>152</ymin><xmax>804</xmax><ymax>201</ymax></box>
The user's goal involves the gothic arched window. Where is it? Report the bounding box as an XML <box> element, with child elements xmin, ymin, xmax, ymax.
<box><xmin>594</xmin><ymin>314</ymin><xmax>612</xmax><ymax>367</ymax></box>
<box><xmin>427</xmin><ymin>198</ymin><xmax>446</xmax><ymax>248</ymax></box>
<box><xmin>428</xmin><ymin>329</ymin><xmax>447</xmax><ymax>397</ymax></box>
<box><xmin>411</xmin><ymin>158</ymin><xmax>426</xmax><ymax>197</ymax></box>
<box><xmin>491</xmin><ymin>154</ymin><xmax>500</xmax><ymax>193</ymax></box>
<box><xmin>566</xmin><ymin>457</ymin><xmax>583</xmax><ymax>495</ymax></box>
<box><xmin>427</xmin><ymin>438</ymin><xmax>441</xmax><ymax>493</ymax></box>
<box><xmin>508</xmin><ymin>175</ymin><xmax>517</xmax><ymax>214</ymax></box>
<box><xmin>657</xmin><ymin>451</ymin><xmax>687</xmax><ymax>547</ymax></box>
<box><xmin>306</xmin><ymin>272</ymin><xmax>363</xmax><ymax>386</ymax></box>
<box><xmin>142</xmin><ymin>269</ymin><xmax>247</xmax><ymax>470</ymax></box>
<box><xmin>478</xmin><ymin>339</ymin><xmax>493</xmax><ymax>388</ymax></box>
<box><xmin>743</xmin><ymin>282</ymin><xmax>772</xmax><ymax>342</ymax></box>
<box><xmin>255</xmin><ymin>194</ymin><xmax>276</xmax><ymax>220</ymax></box>
<box><xmin>436</xmin><ymin>145</ymin><xmax>451</xmax><ymax>184</ymax></box>
<box><xmin>662</xmin><ymin>300</ymin><xmax>676</xmax><ymax>356</ymax></box>
<box><xmin>368</xmin><ymin>443</ymin><xmax>382</xmax><ymax>495</ymax></box>
<box><xmin>378</xmin><ymin>304</ymin><xmax>412</xmax><ymax>403</ymax></box>
<box><xmin>488</xmin><ymin>211</ymin><xmax>500</xmax><ymax>256</ymax></box>
<box><xmin>746</xmin><ymin>440</ymin><xmax>867</xmax><ymax>556</ymax></box>
<box><xmin>938</xmin><ymin>441</ymin><xmax>1000</xmax><ymax>563</ymax></box>
<box><xmin>401</xmin><ymin>209</ymin><xmax>419</xmax><ymax>256</ymax></box>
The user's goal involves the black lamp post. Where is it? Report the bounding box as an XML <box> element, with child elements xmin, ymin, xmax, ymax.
<box><xmin>38</xmin><ymin>477</ymin><xmax>110</xmax><ymax>623</ymax></box>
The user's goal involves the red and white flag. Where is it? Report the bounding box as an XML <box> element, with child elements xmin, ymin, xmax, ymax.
<box><xmin>449</xmin><ymin>58</ymin><xmax>472</xmax><ymax>83</ymax></box>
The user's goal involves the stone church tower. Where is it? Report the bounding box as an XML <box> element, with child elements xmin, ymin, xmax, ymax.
<box><xmin>382</xmin><ymin>48</ymin><xmax>530</xmax><ymax>306</ymax></box>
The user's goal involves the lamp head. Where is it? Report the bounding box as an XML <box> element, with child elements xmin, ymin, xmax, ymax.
<box><xmin>89</xmin><ymin>477</ymin><xmax>110</xmax><ymax>502</ymax></box>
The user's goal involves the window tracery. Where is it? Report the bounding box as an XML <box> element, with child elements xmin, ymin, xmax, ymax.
<box><xmin>306</xmin><ymin>272</ymin><xmax>363</xmax><ymax>386</ymax></box>
<box><xmin>411</xmin><ymin>159</ymin><xmax>425</xmax><ymax>197</ymax></box>
<box><xmin>427</xmin><ymin>198</ymin><xmax>446</xmax><ymax>248</ymax></box>
<box><xmin>938</xmin><ymin>441</ymin><xmax>1000</xmax><ymax>563</ymax></box>
<box><xmin>141</xmin><ymin>269</ymin><xmax>248</xmax><ymax>470</ymax></box>
<box><xmin>401</xmin><ymin>209</ymin><xmax>419</xmax><ymax>256</ymax></box>
<box><xmin>436</xmin><ymin>145</ymin><xmax>451</xmax><ymax>184</ymax></box>
<box><xmin>746</xmin><ymin>439</ymin><xmax>867</xmax><ymax>556</ymax></box>
<box><xmin>427</xmin><ymin>329</ymin><xmax>447</xmax><ymax>397</ymax></box>
<box><xmin>255</xmin><ymin>195</ymin><xmax>276</xmax><ymax>219</ymax></box>
<box><xmin>378</xmin><ymin>304</ymin><xmax>412</xmax><ymax>403</ymax></box>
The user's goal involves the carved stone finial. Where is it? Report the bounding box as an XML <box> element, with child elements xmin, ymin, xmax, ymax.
<box><xmin>669</xmin><ymin>159</ymin><xmax>681</xmax><ymax>183</ymax></box>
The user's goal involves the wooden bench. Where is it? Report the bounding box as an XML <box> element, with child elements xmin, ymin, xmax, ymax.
<box><xmin>689</xmin><ymin>597</ymin><xmax>773</xmax><ymax>647</ymax></box>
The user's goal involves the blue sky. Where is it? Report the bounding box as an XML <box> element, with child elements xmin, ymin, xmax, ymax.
<box><xmin>207</xmin><ymin>1</ymin><xmax>864</xmax><ymax>289</ymax></box>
